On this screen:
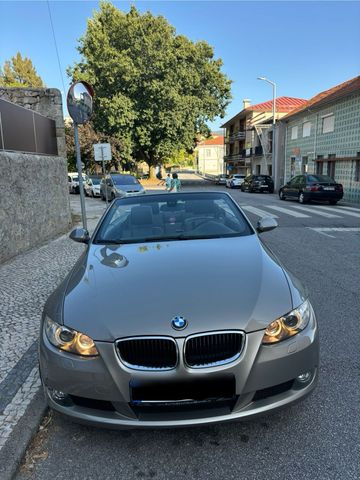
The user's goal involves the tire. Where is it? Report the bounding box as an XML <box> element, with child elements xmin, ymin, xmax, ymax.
<box><xmin>298</xmin><ymin>192</ymin><xmax>307</xmax><ymax>204</ymax></box>
<box><xmin>279</xmin><ymin>190</ymin><xmax>286</xmax><ymax>201</ymax></box>
<box><xmin>329</xmin><ymin>200</ymin><xmax>338</xmax><ymax>205</ymax></box>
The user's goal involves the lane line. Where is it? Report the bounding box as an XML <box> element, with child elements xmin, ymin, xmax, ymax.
<box><xmin>266</xmin><ymin>205</ymin><xmax>310</xmax><ymax>218</ymax></box>
<box><xmin>313</xmin><ymin>206</ymin><xmax>360</xmax><ymax>218</ymax></box>
<box><xmin>308</xmin><ymin>227</ymin><xmax>360</xmax><ymax>238</ymax></box>
<box><xmin>289</xmin><ymin>205</ymin><xmax>342</xmax><ymax>218</ymax></box>
<box><xmin>337</xmin><ymin>206</ymin><xmax>360</xmax><ymax>212</ymax></box>
<box><xmin>241</xmin><ymin>206</ymin><xmax>278</xmax><ymax>219</ymax></box>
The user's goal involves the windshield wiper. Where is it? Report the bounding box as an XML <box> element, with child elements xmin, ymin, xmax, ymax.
<box><xmin>94</xmin><ymin>239</ymin><xmax>123</xmax><ymax>245</ymax></box>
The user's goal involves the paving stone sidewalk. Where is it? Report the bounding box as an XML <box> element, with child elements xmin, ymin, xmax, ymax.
<box><xmin>0</xmin><ymin>196</ymin><xmax>105</xmax><ymax>453</ymax></box>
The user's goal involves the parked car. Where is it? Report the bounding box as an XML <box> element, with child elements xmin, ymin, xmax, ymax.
<box><xmin>68</xmin><ymin>173</ymin><xmax>89</xmax><ymax>194</ymax></box>
<box><xmin>85</xmin><ymin>176</ymin><xmax>102</xmax><ymax>197</ymax></box>
<box><xmin>241</xmin><ymin>175</ymin><xmax>274</xmax><ymax>193</ymax></box>
<box><xmin>40</xmin><ymin>191</ymin><xmax>319</xmax><ymax>429</ymax></box>
<box><xmin>216</xmin><ymin>174</ymin><xmax>229</xmax><ymax>185</ymax></box>
<box><xmin>100</xmin><ymin>173</ymin><xmax>145</xmax><ymax>200</ymax></box>
<box><xmin>279</xmin><ymin>174</ymin><xmax>343</xmax><ymax>204</ymax></box>
<box><xmin>226</xmin><ymin>174</ymin><xmax>245</xmax><ymax>188</ymax></box>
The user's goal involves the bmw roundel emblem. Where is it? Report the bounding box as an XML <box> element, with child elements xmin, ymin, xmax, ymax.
<box><xmin>171</xmin><ymin>316</ymin><xmax>187</xmax><ymax>330</ymax></box>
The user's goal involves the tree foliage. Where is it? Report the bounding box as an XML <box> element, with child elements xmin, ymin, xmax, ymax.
<box><xmin>0</xmin><ymin>52</ymin><xmax>44</xmax><ymax>88</ymax></box>
<box><xmin>68</xmin><ymin>2</ymin><xmax>231</xmax><ymax>172</ymax></box>
<box><xmin>65</xmin><ymin>122</ymin><xmax>130</xmax><ymax>173</ymax></box>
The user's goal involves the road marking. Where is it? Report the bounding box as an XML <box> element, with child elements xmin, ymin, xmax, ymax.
<box><xmin>309</xmin><ymin>227</ymin><xmax>360</xmax><ymax>238</ymax></box>
<box><xmin>241</xmin><ymin>206</ymin><xmax>278</xmax><ymax>218</ymax></box>
<box><xmin>266</xmin><ymin>205</ymin><xmax>310</xmax><ymax>218</ymax></box>
<box><xmin>289</xmin><ymin>205</ymin><xmax>342</xmax><ymax>218</ymax></box>
<box><xmin>313</xmin><ymin>206</ymin><xmax>360</xmax><ymax>218</ymax></box>
<box><xmin>336</xmin><ymin>206</ymin><xmax>360</xmax><ymax>213</ymax></box>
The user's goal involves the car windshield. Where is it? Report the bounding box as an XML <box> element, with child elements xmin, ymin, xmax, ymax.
<box><xmin>94</xmin><ymin>193</ymin><xmax>253</xmax><ymax>244</ymax></box>
<box><xmin>255</xmin><ymin>176</ymin><xmax>269</xmax><ymax>180</ymax></box>
<box><xmin>307</xmin><ymin>175</ymin><xmax>335</xmax><ymax>183</ymax></box>
<box><xmin>112</xmin><ymin>175</ymin><xmax>139</xmax><ymax>185</ymax></box>
<box><xmin>90</xmin><ymin>178</ymin><xmax>101</xmax><ymax>185</ymax></box>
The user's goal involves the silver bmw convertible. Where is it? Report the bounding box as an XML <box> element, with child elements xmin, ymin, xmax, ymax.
<box><xmin>39</xmin><ymin>191</ymin><xmax>319</xmax><ymax>428</ymax></box>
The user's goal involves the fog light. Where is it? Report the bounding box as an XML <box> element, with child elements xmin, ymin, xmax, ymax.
<box><xmin>297</xmin><ymin>371</ymin><xmax>312</xmax><ymax>383</ymax></box>
<box><xmin>48</xmin><ymin>388</ymin><xmax>71</xmax><ymax>405</ymax></box>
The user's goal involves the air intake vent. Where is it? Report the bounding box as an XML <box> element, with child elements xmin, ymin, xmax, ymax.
<box><xmin>185</xmin><ymin>332</ymin><xmax>244</xmax><ymax>368</ymax></box>
<box><xmin>117</xmin><ymin>337</ymin><xmax>177</xmax><ymax>370</ymax></box>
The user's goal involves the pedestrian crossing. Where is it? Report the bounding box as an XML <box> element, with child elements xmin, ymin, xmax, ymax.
<box><xmin>240</xmin><ymin>203</ymin><xmax>360</xmax><ymax>221</ymax></box>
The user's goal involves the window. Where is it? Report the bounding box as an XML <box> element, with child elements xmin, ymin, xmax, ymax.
<box><xmin>322</xmin><ymin>114</ymin><xmax>334</xmax><ymax>133</ymax></box>
<box><xmin>206</xmin><ymin>149</ymin><xmax>211</xmax><ymax>157</ymax></box>
<box><xmin>291</xmin><ymin>126</ymin><xmax>298</xmax><ymax>140</ymax></box>
<box><xmin>290</xmin><ymin>157</ymin><xmax>296</xmax><ymax>177</ymax></box>
<box><xmin>316</xmin><ymin>161</ymin><xmax>323</xmax><ymax>175</ymax></box>
<box><xmin>355</xmin><ymin>160</ymin><xmax>360</xmax><ymax>182</ymax></box>
<box><xmin>302</xmin><ymin>121</ymin><xmax>311</xmax><ymax>137</ymax></box>
<box><xmin>302</xmin><ymin>156</ymin><xmax>308</xmax><ymax>174</ymax></box>
<box><xmin>256</xmin><ymin>165</ymin><xmax>261</xmax><ymax>174</ymax></box>
<box><xmin>327</xmin><ymin>161</ymin><xmax>335</xmax><ymax>179</ymax></box>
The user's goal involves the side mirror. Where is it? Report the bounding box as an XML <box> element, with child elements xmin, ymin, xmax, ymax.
<box><xmin>256</xmin><ymin>217</ymin><xmax>278</xmax><ymax>233</ymax></box>
<box><xmin>69</xmin><ymin>227</ymin><xmax>90</xmax><ymax>244</ymax></box>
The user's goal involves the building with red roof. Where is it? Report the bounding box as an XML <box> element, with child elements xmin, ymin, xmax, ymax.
<box><xmin>195</xmin><ymin>134</ymin><xmax>225</xmax><ymax>176</ymax></box>
<box><xmin>221</xmin><ymin>97</ymin><xmax>307</xmax><ymax>177</ymax></box>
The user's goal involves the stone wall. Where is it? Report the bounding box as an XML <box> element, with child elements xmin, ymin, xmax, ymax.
<box><xmin>0</xmin><ymin>88</ymin><xmax>71</xmax><ymax>263</ymax></box>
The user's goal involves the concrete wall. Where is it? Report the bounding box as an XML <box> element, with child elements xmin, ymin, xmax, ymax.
<box><xmin>0</xmin><ymin>88</ymin><xmax>71</xmax><ymax>263</ymax></box>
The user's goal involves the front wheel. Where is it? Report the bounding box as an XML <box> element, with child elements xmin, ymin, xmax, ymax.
<box><xmin>329</xmin><ymin>200</ymin><xmax>338</xmax><ymax>205</ymax></box>
<box><xmin>298</xmin><ymin>192</ymin><xmax>307</xmax><ymax>204</ymax></box>
<box><xmin>279</xmin><ymin>190</ymin><xmax>286</xmax><ymax>201</ymax></box>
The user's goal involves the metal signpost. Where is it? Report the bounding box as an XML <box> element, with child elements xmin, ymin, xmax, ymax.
<box><xmin>94</xmin><ymin>143</ymin><xmax>112</xmax><ymax>204</ymax></box>
<box><xmin>66</xmin><ymin>81</ymin><xmax>94</xmax><ymax>231</ymax></box>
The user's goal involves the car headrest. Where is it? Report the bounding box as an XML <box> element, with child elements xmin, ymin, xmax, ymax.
<box><xmin>130</xmin><ymin>206</ymin><xmax>154</xmax><ymax>225</ymax></box>
<box><xmin>191</xmin><ymin>201</ymin><xmax>216</xmax><ymax>214</ymax></box>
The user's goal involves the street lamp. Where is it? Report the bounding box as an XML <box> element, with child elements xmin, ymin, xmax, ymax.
<box><xmin>257</xmin><ymin>76</ymin><xmax>277</xmax><ymax>182</ymax></box>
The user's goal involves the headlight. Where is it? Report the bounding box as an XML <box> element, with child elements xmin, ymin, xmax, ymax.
<box><xmin>44</xmin><ymin>316</ymin><xmax>98</xmax><ymax>356</ymax></box>
<box><xmin>262</xmin><ymin>299</ymin><xmax>312</xmax><ymax>344</ymax></box>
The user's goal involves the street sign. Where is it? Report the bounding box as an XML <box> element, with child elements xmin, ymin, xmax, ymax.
<box><xmin>94</xmin><ymin>143</ymin><xmax>112</xmax><ymax>162</ymax></box>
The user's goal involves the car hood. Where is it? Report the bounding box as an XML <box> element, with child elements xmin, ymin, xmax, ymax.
<box><xmin>63</xmin><ymin>236</ymin><xmax>294</xmax><ymax>341</ymax></box>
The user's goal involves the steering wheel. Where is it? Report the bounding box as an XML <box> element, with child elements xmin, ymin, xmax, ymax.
<box><xmin>184</xmin><ymin>216</ymin><xmax>214</xmax><ymax>230</ymax></box>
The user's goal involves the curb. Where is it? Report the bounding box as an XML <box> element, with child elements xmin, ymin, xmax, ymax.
<box><xmin>0</xmin><ymin>388</ymin><xmax>47</xmax><ymax>480</ymax></box>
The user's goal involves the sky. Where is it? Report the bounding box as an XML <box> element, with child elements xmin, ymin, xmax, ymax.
<box><xmin>0</xmin><ymin>0</ymin><xmax>359</xmax><ymax>130</ymax></box>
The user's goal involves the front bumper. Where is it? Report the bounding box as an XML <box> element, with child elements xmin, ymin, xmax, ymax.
<box><xmin>39</xmin><ymin>316</ymin><xmax>319</xmax><ymax>428</ymax></box>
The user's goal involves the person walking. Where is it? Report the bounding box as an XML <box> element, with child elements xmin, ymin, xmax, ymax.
<box><xmin>165</xmin><ymin>173</ymin><xmax>172</xmax><ymax>191</ymax></box>
<box><xmin>170</xmin><ymin>172</ymin><xmax>181</xmax><ymax>192</ymax></box>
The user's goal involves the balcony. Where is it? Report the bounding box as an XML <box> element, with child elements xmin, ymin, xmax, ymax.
<box><xmin>225</xmin><ymin>130</ymin><xmax>246</xmax><ymax>144</ymax></box>
<box><xmin>224</xmin><ymin>153</ymin><xmax>246</xmax><ymax>164</ymax></box>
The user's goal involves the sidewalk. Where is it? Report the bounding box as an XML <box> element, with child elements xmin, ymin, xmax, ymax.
<box><xmin>0</xmin><ymin>196</ymin><xmax>104</xmax><ymax>479</ymax></box>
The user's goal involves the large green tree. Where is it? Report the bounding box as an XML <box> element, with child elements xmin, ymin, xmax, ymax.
<box><xmin>69</xmin><ymin>2</ymin><xmax>231</xmax><ymax>175</ymax></box>
<box><xmin>0</xmin><ymin>52</ymin><xmax>44</xmax><ymax>88</ymax></box>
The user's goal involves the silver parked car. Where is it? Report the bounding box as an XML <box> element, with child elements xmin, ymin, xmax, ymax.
<box><xmin>100</xmin><ymin>173</ymin><xmax>145</xmax><ymax>201</ymax></box>
<box><xmin>39</xmin><ymin>192</ymin><xmax>319</xmax><ymax>428</ymax></box>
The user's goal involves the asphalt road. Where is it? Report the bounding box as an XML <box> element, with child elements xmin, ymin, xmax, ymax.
<box><xmin>16</xmin><ymin>176</ymin><xmax>360</xmax><ymax>480</ymax></box>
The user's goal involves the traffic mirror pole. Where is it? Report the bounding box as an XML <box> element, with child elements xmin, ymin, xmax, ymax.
<box><xmin>74</xmin><ymin>123</ymin><xmax>88</xmax><ymax>231</ymax></box>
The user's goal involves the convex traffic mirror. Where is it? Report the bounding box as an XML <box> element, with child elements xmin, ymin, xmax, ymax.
<box><xmin>67</xmin><ymin>81</ymin><xmax>94</xmax><ymax>124</ymax></box>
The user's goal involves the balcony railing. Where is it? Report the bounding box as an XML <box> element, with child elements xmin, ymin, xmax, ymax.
<box><xmin>225</xmin><ymin>130</ymin><xmax>246</xmax><ymax>144</ymax></box>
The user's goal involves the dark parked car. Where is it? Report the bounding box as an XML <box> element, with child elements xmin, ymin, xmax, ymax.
<box><xmin>241</xmin><ymin>175</ymin><xmax>274</xmax><ymax>193</ymax></box>
<box><xmin>279</xmin><ymin>174</ymin><xmax>343</xmax><ymax>204</ymax></box>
